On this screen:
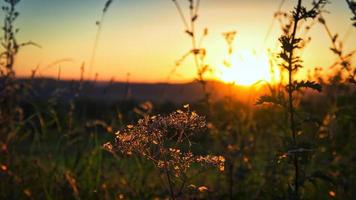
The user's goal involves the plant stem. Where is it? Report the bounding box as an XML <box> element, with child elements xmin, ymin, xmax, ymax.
<box><xmin>345</xmin><ymin>0</ymin><xmax>356</xmax><ymax>17</ymax></box>
<box><xmin>229</xmin><ymin>162</ymin><xmax>234</xmax><ymax>200</ymax></box>
<box><xmin>172</xmin><ymin>0</ymin><xmax>209</xmax><ymax>101</ymax></box>
<box><xmin>176</xmin><ymin>176</ymin><xmax>187</xmax><ymax>198</ymax></box>
<box><xmin>288</xmin><ymin>0</ymin><xmax>302</xmax><ymax>198</ymax></box>
<box><xmin>164</xmin><ymin>162</ymin><xmax>175</xmax><ymax>200</ymax></box>
<box><xmin>189</xmin><ymin>1</ymin><xmax>206</xmax><ymax>93</ymax></box>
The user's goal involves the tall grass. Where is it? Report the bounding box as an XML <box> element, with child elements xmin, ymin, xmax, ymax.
<box><xmin>0</xmin><ymin>0</ymin><xmax>355</xmax><ymax>199</ymax></box>
<box><xmin>171</xmin><ymin>0</ymin><xmax>211</xmax><ymax>102</ymax></box>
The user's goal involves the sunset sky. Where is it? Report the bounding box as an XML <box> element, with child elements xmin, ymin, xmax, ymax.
<box><xmin>7</xmin><ymin>0</ymin><xmax>356</xmax><ymax>83</ymax></box>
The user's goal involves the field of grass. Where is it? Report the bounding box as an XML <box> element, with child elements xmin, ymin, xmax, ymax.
<box><xmin>1</xmin><ymin>0</ymin><xmax>356</xmax><ymax>199</ymax></box>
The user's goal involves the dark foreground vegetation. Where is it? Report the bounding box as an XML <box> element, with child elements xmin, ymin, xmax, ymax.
<box><xmin>1</xmin><ymin>0</ymin><xmax>356</xmax><ymax>199</ymax></box>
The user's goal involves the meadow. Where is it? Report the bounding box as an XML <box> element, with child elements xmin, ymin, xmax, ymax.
<box><xmin>0</xmin><ymin>0</ymin><xmax>355</xmax><ymax>199</ymax></box>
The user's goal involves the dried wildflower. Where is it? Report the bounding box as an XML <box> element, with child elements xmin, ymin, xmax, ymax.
<box><xmin>23</xmin><ymin>189</ymin><xmax>32</xmax><ymax>198</ymax></box>
<box><xmin>188</xmin><ymin>184</ymin><xmax>196</xmax><ymax>189</ymax></box>
<box><xmin>106</xmin><ymin>126</ymin><xmax>113</xmax><ymax>133</ymax></box>
<box><xmin>102</xmin><ymin>142</ymin><xmax>113</xmax><ymax>152</ymax></box>
<box><xmin>133</xmin><ymin>101</ymin><xmax>154</xmax><ymax>117</ymax></box>
<box><xmin>1</xmin><ymin>164</ymin><xmax>7</xmax><ymax>171</ymax></box>
<box><xmin>104</xmin><ymin>107</ymin><xmax>224</xmax><ymax>198</ymax></box>
<box><xmin>198</xmin><ymin>186</ymin><xmax>208</xmax><ymax>192</ymax></box>
<box><xmin>196</xmin><ymin>155</ymin><xmax>226</xmax><ymax>172</ymax></box>
<box><xmin>117</xmin><ymin>193</ymin><xmax>125</xmax><ymax>199</ymax></box>
<box><xmin>328</xmin><ymin>190</ymin><xmax>336</xmax><ymax>197</ymax></box>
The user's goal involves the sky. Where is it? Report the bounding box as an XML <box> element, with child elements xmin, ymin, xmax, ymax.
<box><xmin>4</xmin><ymin>0</ymin><xmax>356</xmax><ymax>83</ymax></box>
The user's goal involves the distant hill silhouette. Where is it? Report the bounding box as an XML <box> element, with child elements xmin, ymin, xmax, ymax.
<box><xmin>15</xmin><ymin>78</ymin><xmax>263</xmax><ymax>103</ymax></box>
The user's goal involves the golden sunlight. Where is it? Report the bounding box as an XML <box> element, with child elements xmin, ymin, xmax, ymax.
<box><xmin>218</xmin><ymin>50</ymin><xmax>279</xmax><ymax>86</ymax></box>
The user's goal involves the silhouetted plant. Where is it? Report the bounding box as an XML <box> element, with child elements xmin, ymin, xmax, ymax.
<box><xmin>171</xmin><ymin>0</ymin><xmax>211</xmax><ymax>102</ymax></box>
<box><xmin>0</xmin><ymin>0</ymin><xmax>38</xmax><ymax>141</ymax></box>
<box><xmin>318</xmin><ymin>15</ymin><xmax>356</xmax><ymax>84</ymax></box>
<box><xmin>345</xmin><ymin>0</ymin><xmax>356</xmax><ymax>27</ymax></box>
<box><xmin>257</xmin><ymin>0</ymin><xmax>327</xmax><ymax>199</ymax></box>
<box><xmin>89</xmin><ymin>0</ymin><xmax>114</xmax><ymax>80</ymax></box>
<box><xmin>222</xmin><ymin>31</ymin><xmax>237</xmax><ymax>67</ymax></box>
<box><xmin>1</xmin><ymin>1</ymin><xmax>355</xmax><ymax>199</ymax></box>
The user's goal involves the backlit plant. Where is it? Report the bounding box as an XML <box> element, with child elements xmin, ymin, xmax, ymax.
<box><xmin>257</xmin><ymin>0</ymin><xmax>328</xmax><ymax>199</ymax></box>
<box><xmin>171</xmin><ymin>0</ymin><xmax>211</xmax><ymax>102</ymax></box>
<box><xmin>104</xmin><ymin>106</ymin><xmax>225</xmax><ymax>199</ymax></box>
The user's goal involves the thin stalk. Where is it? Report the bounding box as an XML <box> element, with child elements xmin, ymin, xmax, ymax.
<box><xmin>194</xmin><ymin>0</ymin><xmax>201</xmax><ymax>16</ymax></box>
<box><xmin>229</xmin><ymin>162</ymin><xmax>234</xmax><ymax>200</ymax></box>
<box><xmin>190</xmin><ymin>1</ymin><xmax>209</xmax><ymax>102</ymax></box>
<box><xmin>176</xmin><ymin>176</ymin><xmax>187</xmax><ymax>197</ymax></box>
<box><xmin>172</xmin><ymin>0</ymin><xmax>208</xmax><ymax>101</ymax></box>
<box><xmin>89</xmin><ymin>0</ymin><xmax>113</xmax><ymax>80</ymax></box>
<box><xmin>164</xmin><ymin>164</ymin><xmax>175</xmax><ymax>200</ymax></box>
<box><xmin>88</xmin><ymin>14</ymin><xmax>104</xmax><ymax>80</ymax></box>
<box><xmin>172</xmin><ymin>0</ymin><xmax>189</xmax><ymax>30</ymax></box>
<box><xmin>287</xmin><ymin>0</ymin><xmax>302</xmax><ymax>198</ymax></box>
<box><xmin>189</xmin><ymin>1</ymin><xmax>200</xmax><ymax>75</ymax></box>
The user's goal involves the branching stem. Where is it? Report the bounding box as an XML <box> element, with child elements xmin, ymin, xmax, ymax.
<box><xmin>287</xmin><ymin>0</ymin><xmax>302</xmax><ymax>198</ymax></box>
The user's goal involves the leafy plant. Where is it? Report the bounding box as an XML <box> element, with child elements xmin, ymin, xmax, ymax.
<box><xmin>257</xmin><ymin>0</ymin><xmax>328</xmax><ymax>199</ymax></box>
<box><xmin>345</xmin><ymin>0</ymin><xmax>356</xmax><ymax>27</ymax></box>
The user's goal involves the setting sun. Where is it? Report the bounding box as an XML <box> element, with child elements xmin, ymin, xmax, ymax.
<box><xmin>218</xmin><ymin>51</ymin><xmax>278</xmax><ymax>86</ymax></box>
<box><xmin>1</xmin><ymin>0</ymin><xmax>355</xmax><ymax>199</ymax></box>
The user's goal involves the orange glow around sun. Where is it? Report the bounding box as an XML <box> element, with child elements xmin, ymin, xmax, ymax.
<box><xmin>218</xmin><ymin>50</ymin><xmax>279</xmax><ymax>86</ymax></box>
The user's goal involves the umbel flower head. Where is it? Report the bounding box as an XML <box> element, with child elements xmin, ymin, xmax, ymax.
<box><xmin>103</xmin><ymin>106</ymin><xmax>225</xmax><ymax>177</ymax></box>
